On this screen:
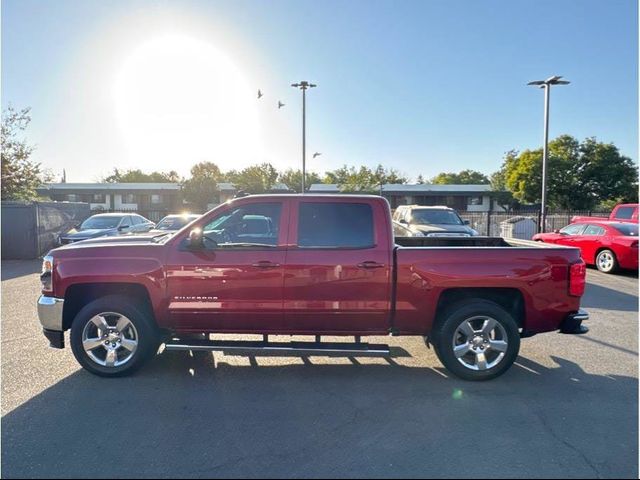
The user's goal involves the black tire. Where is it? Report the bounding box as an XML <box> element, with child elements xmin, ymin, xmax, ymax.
<box><xmin>595</xmin><ymin>249</ymin><xmax>618</xmax><ymax>274</ymax></box>
<box><xmin>70</xmin><ymin>295</ymin><xmax>160</xmax><ymax>377</ymax></box>
<box><xmin>432</xmin><ymin>299</ymin><xmax>520</xmax><ymax>381</ymax></box>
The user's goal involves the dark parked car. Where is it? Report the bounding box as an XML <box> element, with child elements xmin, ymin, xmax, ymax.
<box><xmin>392</xmin><ymin>205</ymin><xmax>478</xmax><ymax>237</ymax></box>
<box><xmin>59</xmin><ymin>213</ymin><xmax>154</xmax><ymax>245</ymax></box>
<box><xmin>148</xmin><ymin>214</ymin><xmax>200</xmax><ymax>235</ymax></box>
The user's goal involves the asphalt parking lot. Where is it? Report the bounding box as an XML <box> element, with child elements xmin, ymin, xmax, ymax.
<box><xmin>1</xmin><ymin>260</ymin><xmax>638</xmax><ymax>479</ymax></box>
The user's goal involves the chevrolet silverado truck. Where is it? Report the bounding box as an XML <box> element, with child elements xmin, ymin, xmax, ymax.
<box><xmin>37</xmin><ymin>195</ymin><xmax>589</xmax><ymax>381</ymax></box>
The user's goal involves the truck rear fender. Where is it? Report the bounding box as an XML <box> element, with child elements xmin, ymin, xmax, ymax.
<box><xmin>433</xmin><ymin>288</ymin><xmax>526</xmax><ymax>334</ymax></box>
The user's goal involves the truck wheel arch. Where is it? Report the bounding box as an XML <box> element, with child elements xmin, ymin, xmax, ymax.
<box><xmin>62</xmin><ymin>283</ymin><xmax>156</xmax><ymax>331</ymax></box>
<box><xmin>433</xmin><ymin>288</ymin><xmax>526</xmax><ymax>333</ymax></box>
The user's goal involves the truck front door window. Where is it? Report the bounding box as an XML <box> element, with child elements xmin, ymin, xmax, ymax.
<box><xmin>203</xmin><ymin>203</ymin><xmax>282</xmax><ymax>248</ymax></box>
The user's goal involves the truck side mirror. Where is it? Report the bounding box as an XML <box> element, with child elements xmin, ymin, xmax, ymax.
<box><xmin>187</xmin><ymin>228</ymin><xmax>204</xmax><ymax>249</ymax></box>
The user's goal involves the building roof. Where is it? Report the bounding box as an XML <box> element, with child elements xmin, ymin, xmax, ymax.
<box><xmin>381</xmin><ymin>184</ymin><xmax>492</xmax><ymax>193</ymax></box>
<box><xmin>270</xmin><ymin>183</ymin><xmax>293</xmax><ymax>191</ymax></box>
<box><xmin>38</xmin><ymin>182</ymin><xmax>181</xmax><ymax>191</ymax></box>
<box><xmin>308</xmin><ymin>183</ymin><xmax>492</xmax><ymax>194</ymax></box>
<box><xmin>309</xmin><ymin>184</ymin><xmax>341</xmax><ymax>192</ymax></box>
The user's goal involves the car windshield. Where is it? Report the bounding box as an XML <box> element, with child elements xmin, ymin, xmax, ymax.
<box><xmin>79</xmin><ymin>216</ymin><xmax>122</xmax><ymax>230</ymax></box>
<box><xmin>411</xmin><ymin>210</ymin><xmax>462</xmax><ymax>225</ymax></box>
<box><xmin>155</xmin><ymin>216</ymin><xmax>197</xmax><ymax>231</ymax></box>
<box><xmin>612</xmin><ymin>224</ymin><xmax>638</xmax><ymax>236</ymax></box>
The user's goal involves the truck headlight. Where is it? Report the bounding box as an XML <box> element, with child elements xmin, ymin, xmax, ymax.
<box><xmin>41</xmin><ymin>255</ymin><xmax>54</xmax><ymax>293</ymax></box>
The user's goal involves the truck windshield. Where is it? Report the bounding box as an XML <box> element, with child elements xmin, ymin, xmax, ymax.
<box><xmin>612</xmin><ymin>224</ymin><xmax>638</xmax><ymax>236</ymax></box>
<box><xmin>80</xmin><ymin>216</ymin><xmax>123</xmax><ymax>230</ymax></box>
<box><xmin>411</xmin><ymin>210</ymin><xmax>462</xmax><ymax>225</ymax></box>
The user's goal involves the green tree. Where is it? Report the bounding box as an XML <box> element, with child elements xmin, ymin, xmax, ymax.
<box><xmin>182</xmin><ymin>162</ymin><xmax>223</xmax><ymax>211</ymax></box>
<box><xmin>230</xmin><ymin>163</ymin><xmax>279</xmax><ymax>193</ymax></box>
<box><xmin>102</xmin><ymin>168</ymin><xmax>180</xmax><ymax>183</ymax></box>
<box><xmin>324</xmin><ymin>164</ymin><xmax>408</xmax><ymax>192</ymax></box>
<box><xmin>497</xmin><ymin>135</ymin><xmax>637</xmax><ymax>210</ymax></box>
<box><xmin>1</xmin><ymin>106</ymin><xmax>50</xmax><ymax>200</ymax></box>
<box><xmin>278</xmin><ymin>169</ymin><xmax>322</xmax><ymax>193</ymax></box>
<box><xmin>431</xmin><ymin>169</ymin><xmax>490</xmax><ymax>185</ymax></box>
<box><xmin>373</xmin><ymin>164</ymin><xmax>409</xmax><ymax>185</ymax></box>
<box><xmin>578</xmin><ymin>137</ymin><xmax>638</xmax><ymax>207</ymax></box>
<box><xmin>490</xmin><ymin>167</ymin><xmax>519</xmax><ymax>211</ymax></box>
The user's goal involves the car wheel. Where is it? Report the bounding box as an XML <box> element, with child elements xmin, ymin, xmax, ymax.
<box><xmin>433</xmin><ymin>299</ymin><xmax>520</xmax><ymax>381</ymax></box>
<box><xmin>70</xmin><ymin>295</ymin><xmax>160</xmax><ymax>377</ymax></box>
<box><xmin>596</xmin><ymin>249</ymin><xmax>618</xmax><ymax>274</ymax></box>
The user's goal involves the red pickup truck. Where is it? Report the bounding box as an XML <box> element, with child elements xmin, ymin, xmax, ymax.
<box><xmin>571</xmin><ymin>203</ymin><xmax>638</xmax><ymax>224</ymax></box>
<box><xmin>38</xmin><ymin>195</ymin><xmax>589</xmax><ymax>381</ymax></box>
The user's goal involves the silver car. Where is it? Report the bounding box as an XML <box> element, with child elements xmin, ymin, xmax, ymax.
<box><xmin>59</xmin><ymin>213</ymin><xmax>155</xmax><ymax>245</ymax></box>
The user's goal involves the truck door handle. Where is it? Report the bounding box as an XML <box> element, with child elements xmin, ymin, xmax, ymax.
<box><xmin>357</xmin><ymin>261</ymin><xmax>385</xmax><ymax>269</ymax></box>
<box><xmin>252</xmin><ymin>261</ymin><xmax>280</xmax><ymax>269</ymax></box>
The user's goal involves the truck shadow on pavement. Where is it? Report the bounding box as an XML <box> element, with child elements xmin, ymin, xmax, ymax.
<box><xmin>2</xmin><ymin>353</ymin><xmax>638</xmax><ymax>479</ymax></box>
<box><xmin>581</xmin><ymin>282</ymin><xmax>638</xmax><ymax>312</ymax></box>
<box><xmin>0</xmin><ymin>260</ymin><xmax>41</xmax><ymax>281</ymax></box>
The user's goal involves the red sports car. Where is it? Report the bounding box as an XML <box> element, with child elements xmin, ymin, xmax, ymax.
<box><xmin>533</xmin><ymin>221</ymin><xmax>638</xmax><ymax>274</ymax></box>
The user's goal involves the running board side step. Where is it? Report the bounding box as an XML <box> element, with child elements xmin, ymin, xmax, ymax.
<box><xmin>164</xmin><ymin>339</ymin><xmax>391</xmax><ymax>357</ymax></box>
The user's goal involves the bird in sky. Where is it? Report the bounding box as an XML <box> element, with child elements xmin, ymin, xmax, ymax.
<box><xmin>313</xmin><ymin>152</ymin><xmax>322</xmax><ymax>158</ymax></box>
<box><xmin>257</xmin><ymin>89</ymin><xmax>263</xmax><ymax>99</ymax></box>
<box><xmin>278</xmin><ymin>101</ymin><xmax>285</xmax><ymax>109</ymax></box>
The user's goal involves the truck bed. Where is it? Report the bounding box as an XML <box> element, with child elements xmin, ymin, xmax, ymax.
<box><xmin>392</xmin><ymin>237</ymin><xmax>583</xmax><ymax>335</ymax></box>
<box><xmin>395</xmin><ymin>236</ymin><xmax>509</xmax><ymax>247</ymax></box>
<box><xmin>394</xmin><ymin>236</ymin><xmax>561</xmax><ymax>248</ymax></box>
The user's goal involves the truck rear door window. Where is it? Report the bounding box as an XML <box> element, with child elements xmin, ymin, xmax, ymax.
<box><xmin>615</xmin><ymin>207</ymin><xmax>635</xmax><ymax>220</ymax></box>
<box><xmin>298</xmin><ymin>202</ymin><xmax>374</xmax><ymax>248</ymax></box>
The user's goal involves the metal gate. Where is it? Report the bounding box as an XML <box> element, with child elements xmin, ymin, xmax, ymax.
<box><xmin>1</xmin><ymin>201</ymin><xmax>91</xmax><ymax>259</ymax></box>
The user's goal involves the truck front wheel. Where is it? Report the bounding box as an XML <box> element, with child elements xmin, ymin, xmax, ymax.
<box><xmin>433</xmin><ymin>299</ymin><xmax>520</xmax><ymax>381</ymax></box>
<box><xmin>70</xmin><ymin>295</ymin><xmax>160</xmax><ymax>377</ymax></box>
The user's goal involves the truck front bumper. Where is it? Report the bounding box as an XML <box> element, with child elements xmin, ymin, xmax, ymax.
<box><xmin>37</xmin><ymin>295</ymin><xmax>65</xmax><ymax>349</ymax></box>
<box><xmin>559</xmin><ymin>308</ymin><xmax>589</xmax><ymax>335</ymax></box>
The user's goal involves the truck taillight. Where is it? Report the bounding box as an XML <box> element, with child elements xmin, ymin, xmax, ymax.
<box><xmin>569</xmin><ymin>261</ymin><xmax>586</xmax><ymax>297</ymax></box>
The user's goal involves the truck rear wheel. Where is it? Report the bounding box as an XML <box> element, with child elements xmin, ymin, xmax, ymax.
<box><xmin>70</xmin><ymin>295</ymin><xmax>160</xmax><ymax>377</ymax></box>
<box><xmin>433</xmin><ymin>299</ymin><xmax>520</xmax><ymax>381</ymax></box>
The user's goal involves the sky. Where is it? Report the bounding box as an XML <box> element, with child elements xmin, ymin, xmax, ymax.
<box><xmin>2</xmin><ymin>0</ymin><xmax>638</xmax><ymax>183</ymax></box>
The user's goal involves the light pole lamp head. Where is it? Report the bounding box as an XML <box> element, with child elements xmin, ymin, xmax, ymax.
<box><xmin>528</xmin><ymin>76</ymin><xmax>571</xmax><ymax>88</ymax></box>
<box><xmin>291</xmin><ymin>81</ymin><xmax>317</xmax><ymax>90</ymax></box>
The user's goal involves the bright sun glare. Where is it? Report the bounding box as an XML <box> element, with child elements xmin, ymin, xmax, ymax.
<box><xmin>114</xmin><ymin>34</ymin><xmax>262</xmax><ymax>173</ymax></box>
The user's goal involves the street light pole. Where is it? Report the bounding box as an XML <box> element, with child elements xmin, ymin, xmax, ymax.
<box><xmin>291</xmin><ymin>81</ymin><xmax>316</xmax><ymax>193</ymax></box>
<box><xmin>541</xmin><ymin>84</ymin><xmax>550</xmax><ymax>234</ymax></box>
<box><xmin>528</xmin><ymin>75</ymin><xmax>570</xmax><ymax>233</ymax></box>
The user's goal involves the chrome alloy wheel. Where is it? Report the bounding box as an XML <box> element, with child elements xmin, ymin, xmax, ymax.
<box><xmin>82</xmin><ymin>312</ymin><xmax>139</xmax><ymax>368</ymax></box>
<box><xmin>452</xmin><ymin>316</ymin><xmax>508</xmax><ymax>371</ymax></box>
<box><xmin>597</xmin><ymin>251</ymin><xmax>614</xmax><ymax>272</ymax></box>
